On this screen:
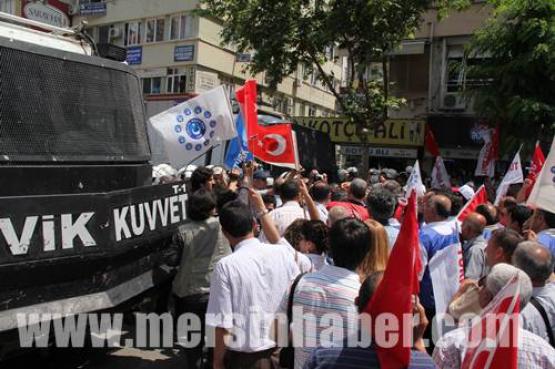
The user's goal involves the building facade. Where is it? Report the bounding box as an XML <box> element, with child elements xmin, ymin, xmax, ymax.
<box><xmin>387</xmin><ymin>2</ymin><xmax>493</xmax><ymax>178</ymax></box>
<box><xmin>70</xmin><ymin>0</ymin><xmax>340</xmax><ymax>120</ymax></box>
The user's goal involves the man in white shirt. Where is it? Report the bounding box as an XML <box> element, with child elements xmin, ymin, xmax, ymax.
<box><xmin>260</xmin><ymin>180</ymin><xmax>306</xmax><ymax>241</ymax></box>
<box><xmin>514</xmin><ymin>241</ymin><xmax>555</xmax><ymax>346</ymax></box>
<box><xmin>309</xmin><ymin>181</ymin><xmax>331</xmax><ymax>224</ymax></box>
<box><xmin>366</xmin><ymin>188</ymin><xmax>400</xmax><ymax>248</ymax></box>
<box><xmin>206</xmin><ymin>200</ymin><xmax>301</xmax><ymax>369</ymax></box>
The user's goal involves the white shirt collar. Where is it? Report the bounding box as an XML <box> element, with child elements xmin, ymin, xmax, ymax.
<box><xmin>281</xmin><ymin>201</ymin><xmax>301</xmax><ymax>208</ymax></box>
<box><xmin>233</xmin><ymin>237</ymin><xmax>260</xmax><ymax>252</ymax></box>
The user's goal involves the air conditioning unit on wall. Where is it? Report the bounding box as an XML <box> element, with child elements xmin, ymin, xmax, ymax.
<box><xmin>441</xmin><ymin>92</ymin><xmax>466</xmax><ymax>110</ymax></box>
<box><xmin>109</xmin><ymin>27</ymin><xmax>122</xmax><ymax>40</ymax></box>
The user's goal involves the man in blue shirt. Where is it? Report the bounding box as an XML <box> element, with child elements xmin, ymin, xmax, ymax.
<box><xmin>303</xmin><ymin>272</ymin><xmax>437</xmax><ymax>369</ymax></box>
<box><xmin>419</xmin><ymin>195</ymin><xmax>459</xmax><ymax>311</ymax></box>
<box><xmin>418</xmin><ymin>194</ymin><xmax>460</xmax><ymax>353</ymax></box>
<box><xmin>527</xmin><ymin>208</ymin><xmax>555</xmax><ymax>260</ymax></box>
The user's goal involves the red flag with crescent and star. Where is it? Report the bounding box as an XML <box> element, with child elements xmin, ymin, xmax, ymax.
<box><xmin>236</xmin><ymin>80</ymin><xmax>298</xmax><ymax>169</ymax></box>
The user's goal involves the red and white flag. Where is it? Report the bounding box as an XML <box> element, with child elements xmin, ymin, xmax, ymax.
<box><xmin>236</xmin><ymin>80</ymin><xmax>298</xmax><ymax>169</ymax></box>
<box><xmin>461</xmin><ymin>275</ymin><xmax>520</xmax><ymax>369</ymax></box>
<box><xmin>525</xmin><ymin>142</ymin><xmax>546</xmax><ymax>198</ymax></box>
<box><xmin>527</xmin><ymin>137</ymin><xmax>555</xmax><ymax>214</ymax></box>
<box><xmin>475</xmin><ymin>126</ymin><xmax>500</xmax><ymax>177</ymax></box>
<box><xmin>431</xmin><ymin>156</ymin><xmax>451</xmax><ymax>189</ymax></box>
<box><xmin>494</xmin><ymin>149</ymin><xmax>523</xmax><ymax>206</ymax></box>
<box><xmin>405</xmin><ymin>160</ymin><xmax>425</xmax><ymax>199</ymax></box>
<box><xmin>364</xmin><ymin>192</ymin><xmax>421</xmax><ymax>369</ymax></box>
<box><xmin>457</xmin><ymin>185</ymin><xmax>488</xmax><ymax>223</ymax></box>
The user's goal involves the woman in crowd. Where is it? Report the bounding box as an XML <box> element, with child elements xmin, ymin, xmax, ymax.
<box><xmin>360</xmin><ymin>219</ymin><xmax>389</xmax><ymax>277</ymax></box>
<box><xmin>284</xmin><ymin>219</ymin><xmax>329</xmax><ymax>271</ymax></box>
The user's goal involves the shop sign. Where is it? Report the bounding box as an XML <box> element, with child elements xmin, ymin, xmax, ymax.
<box><xmin>293</xmin><ymin>116</ymin><xmax>425</xmax><ymax>146</ymax></box>
<box><xmin>79</xmin><ymin>2</ymin><xmax>107</xmax><ymax>16</ymax></box>
<box><xmin>341</xmin><ymin>146</ymin><xmax>418</xmax><ymax>158</ymax></box>
<box><xmin>440</xmin><ymin>148</ymin><xmax>480</xmax><ymax>160</ymax></box>
<box><xmin>126</xmin><ymin>46</ymin><xmax>142</xmax><ymax>65</ymax></box>
<box><xmin>174</xmin><ymin>45</ymin><xmax>195</xmax><ymax>62</ymax></box>
<box><xmin>195</xmin><ymin>70</ymin><xmax>220</xmax><ymax>94</ymax></box>
<box><xmin>23</xmin><ymin>1</ymin><xmax>70</xmax><ymax>28</ymax></box>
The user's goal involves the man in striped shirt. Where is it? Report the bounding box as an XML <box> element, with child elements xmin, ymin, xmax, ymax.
<box><xmin>304</xmin><ymin>272</ymin><xmax>437</xmax><ymax>369</ymax></box>
<box><xmin>289</xmin><ymin>218</ymin><xmax>370</xmax><ymax>369</ymax></box>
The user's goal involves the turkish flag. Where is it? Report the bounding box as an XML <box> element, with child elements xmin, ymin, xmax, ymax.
<box><xmin>525</xmin><ymin>142</ymin><xmax>546</xmax><ymax>198</ymax></box>
<box><xmin>425</xmin><ymin>126</ymin><xmax>441</xmax><ymax>157</ymax></box>
<box><xmin>457</xmin><ymin>185</ymin><xmax>488</xmax><ymax>223</ymax></box>
<box><xmin>461</xmin><ymin>275</ymin><xmax>520</xmax><ymax>369</ymax></box>
<box><xmin>364</xmin><ymin>192</ymin><xmax>421</xmax><ymax>369</ymax></box>
<box><xmin>235</xmin><ymin>80</ymin><xmax>258</xmax><ymax>152</ymax></box>
<box><xmin>236</xmin><ymin>80</ymin><xmax>298</xmax><ymax>168</ymax></box>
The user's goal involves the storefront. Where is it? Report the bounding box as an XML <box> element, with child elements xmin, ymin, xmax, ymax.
<box><xmin>426</xmin><ymin>115</ymin><xmax>484</xmax><ymax>183</ymax></box>
<box><xmin>292</xmin><ymin>116</ymin><xmax>425</xmax><ymax>170</ymax></box>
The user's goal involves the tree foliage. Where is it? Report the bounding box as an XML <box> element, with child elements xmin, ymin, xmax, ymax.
<box><xmin>466</xmin><ymin>0</ymin><xmax>555</xmax><ymax>142</ymax></box>
<box><xmin>199</xmin><ymin>0</ymin><xmax>468</xmax><ymax>129</ymax></box>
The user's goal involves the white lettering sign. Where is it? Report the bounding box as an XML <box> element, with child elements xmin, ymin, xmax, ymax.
<box><xmin>23</xmin><ymin>2</ymin><xmax>70</xmax><ymax>28</ymax></box>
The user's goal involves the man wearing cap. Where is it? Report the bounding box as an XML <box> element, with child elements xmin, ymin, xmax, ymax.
<box><xmin>252</xmin><ymin>170</ymin><xmax>270</xmax><ymax>191</ymax></box>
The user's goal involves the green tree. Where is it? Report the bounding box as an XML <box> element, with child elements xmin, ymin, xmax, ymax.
<box><xmin>199</xmin><ymin>0</ymin><xmax>468</xmax><ymax>173</ymax></box>
<box><xmin>466</xmin><ymin>0</ymin><xmax>555</xmax><ymax>146</ymax></box>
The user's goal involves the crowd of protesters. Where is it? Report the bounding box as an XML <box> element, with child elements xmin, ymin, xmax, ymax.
<box><xmin>160</xmin><ymin>163</ymin><xmax>555</xmax><ymax>369</ymax></box>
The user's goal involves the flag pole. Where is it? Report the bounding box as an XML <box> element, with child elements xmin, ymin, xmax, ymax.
<box><xmin>292</xmin><ymin>130</ymin><xmax>301</xmax><ymax>172</ymax></box>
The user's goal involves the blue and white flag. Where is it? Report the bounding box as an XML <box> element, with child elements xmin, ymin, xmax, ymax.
<box><xmin>149</xmin><ymin>86</ymin><xmax>236</xmax><ymax>170</ymax></box>
<box><xmin>224</xmin><ymin>114</ymin><xmax>253</xmax><ymax>169</ymax></box>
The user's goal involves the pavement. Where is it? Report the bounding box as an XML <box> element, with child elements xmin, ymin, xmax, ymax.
<box><xmin>2</xmin><ymin>319</ymin><xmax>191</xmax><ymax>369</ymax></box>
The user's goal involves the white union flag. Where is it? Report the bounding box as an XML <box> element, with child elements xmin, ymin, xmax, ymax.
<box><xmin>431</xmin><ymin>156</ymin><xmax>451</xmax><ymax>189</ymax></box>
<box><xmin>149</xmin><ymin>86</ymin><xmax>236</xmax><ymax>169</ymax></box>
<box><xmin>527</xmin><ymin>138</ymin><xmax>555</xmax><ymax>213</ymax></box>
<box><xmin>494</xmin><ymin>149</ymin><xmax>523</xmax><ymax>206</ymax></box>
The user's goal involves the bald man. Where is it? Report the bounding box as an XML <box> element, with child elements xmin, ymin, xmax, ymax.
<box><xmin>514</xmin><ymin>241</ymin><xmax>555</xmax><ymax>345</ymax></box>
<box><xmin>461</xmin><ymin>213</ymin><xmax>488</xmax><ymax>280</ymax></box>
<box><xmin>327</xmin><ymin>206</ymin><xmax>349</xmax><ymax>227</ymax></box>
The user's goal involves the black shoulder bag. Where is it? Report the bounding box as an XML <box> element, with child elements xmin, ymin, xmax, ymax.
<box><xmin>279</xmin><ymin>273</ymin><xmax>305</xmax><ymax>369</ymax></box>
<box><xmin>529</xmin><ymin>296</ymin><xmax>555</xmax><ymax>348</ymax></box>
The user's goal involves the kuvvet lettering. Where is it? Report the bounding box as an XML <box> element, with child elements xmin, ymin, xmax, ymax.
<box><xmin>0</xmin><ymin>193</ymin><xmax>188</xmax><ymax>256</ymax></box>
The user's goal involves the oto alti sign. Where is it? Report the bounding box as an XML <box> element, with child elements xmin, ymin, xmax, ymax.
<box><xmin>293</xmin><ymin>117</ymin><xmax>425</xmax><ymax>146</ymax></box>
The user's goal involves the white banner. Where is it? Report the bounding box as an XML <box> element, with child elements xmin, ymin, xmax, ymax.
<box><xmin>474</xmin><ymin>127</ymin><xmax>495</xmax><ymax>177</ymax></box>
<box><xmin>149</xmin><ymin>86</ymin><xmax>236</xmax><ymax>170</ymax></box>
<box><xmin>431</xmin><ymin>156</ymin><xmax>451</xmax><ymax>189</ymax></box>
<box><xmin>527</xmin><ymin>138</ymin><xmax>555</xmax><ymax>214</ymax></box>
<box><xmin>429</xmin><ymin>240</ymin><xmax>464</xmax><ymax>315</ymax></box>
<box><xmin>405</xmin><ymin>160</ymin><xmax>425</xmax><ymax>198</ymax></box>
<box><xmin>494</xmin><ymin>149</ymin><xmax>524</xmax><ymax>205</ymax></box>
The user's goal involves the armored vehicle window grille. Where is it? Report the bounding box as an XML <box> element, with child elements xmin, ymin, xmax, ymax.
<box><xmin>0</xmin><ymin>46</ymin><xmax>150</xmax><ymax>162</ymax></box>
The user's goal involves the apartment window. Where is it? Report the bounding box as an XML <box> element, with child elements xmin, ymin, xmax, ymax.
<box><xmin>145</xmin><ymin>18</ymin><xmax>165</xmax><ymax>43</ymax></box>
<box><xmin>166</xmin><ymin>68</ymin><xmax>187</xmax><ymax>94</ymax></box>
<box><xmin>0</xmin><ymin>0</ymin><xmax>15</xmax><ymax>14</ymax></box>
<box><xmin>143</xmin><ymin>77</ymin><xmax>162</xmax><ymax>94</ymax></box>
<box><xmin>324</xmin><ymin>45</ymin><xmax>335</xmax><ymax>61</ymax></box>
<box><xmin>124</xmin><ymin>21</ymin><xmax>142</xmax><ymax>46</ymax></box>
<box><xmin>170</xmin><ymin>14</ymin><xmax>189</xmax><ymax>40</ymax></box>
<box><xmin>97</xmin><ymin>25</ymin><xmax>111</xmax><ymax>44</ymax></box>
<box><xmin>308</xmin><ymin>105</ymin><xmax>317</xmax><ymax>117</ymax></box>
